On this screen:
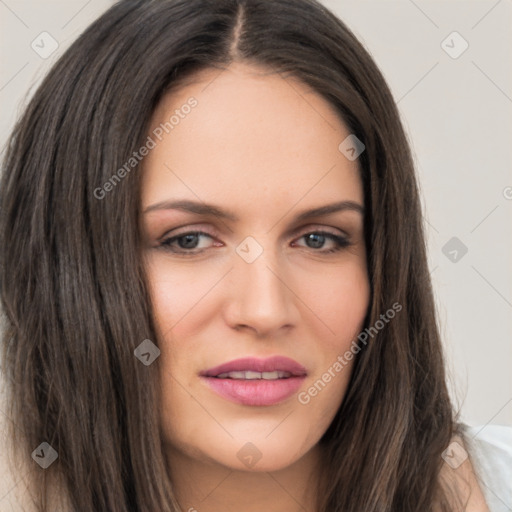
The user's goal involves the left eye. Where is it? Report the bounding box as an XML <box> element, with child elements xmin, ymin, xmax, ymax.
<box><xmin>292</xmin><ymin>231</ymin><xmax>350</xmax><ymax>252</ymax></box>
<box><xmin>160</xmin><ymin>231</ymin><xmax>215</xmax><ymax>251</ymax></box>
<box><xmin>159</xmin><ymin>230</ymin><xmax>350</xmax><ymax>254</ymax></box>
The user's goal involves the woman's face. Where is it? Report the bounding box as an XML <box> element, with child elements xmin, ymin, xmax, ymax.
<box><xmin>141</xmin><ymin>62</ymin><xmax>370</xmax><ymax>472</ymax></box>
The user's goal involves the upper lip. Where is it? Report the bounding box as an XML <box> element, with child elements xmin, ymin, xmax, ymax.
<box><xmin>200</xmin><ymin>356</ymin><xmax>307</xmax><ymax>377</ymax></box>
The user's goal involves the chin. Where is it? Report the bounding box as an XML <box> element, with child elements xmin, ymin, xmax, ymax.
<box><xmin>172</xmin><ymin>433</ymin><xmax>314</xmax><ymax>473</ymax></box>
<box><xmin>220</xmin><ymin>442</ymin><xmax>307</xmax><ymax>473</ymax></box>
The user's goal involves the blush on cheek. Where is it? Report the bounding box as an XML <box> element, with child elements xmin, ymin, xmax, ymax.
<box><xmin>147</xmin><ymin>261</ymin><xmax>220</xmax><ymax>338</ymax></box>
<box><xmin>295</xmin><ymin>269</ymin><xmax>369</xmax><ymax>347</ymax></box>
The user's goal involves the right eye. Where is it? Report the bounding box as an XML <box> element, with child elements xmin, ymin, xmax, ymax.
<box><xmin>159</xmin><ymin>231</ymin><xmax>220</xmax><ymax>255</ymax></box>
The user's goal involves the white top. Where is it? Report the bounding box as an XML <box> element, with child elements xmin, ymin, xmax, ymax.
<box><xmin>461</xmin><ymin>423</ymin><xmax>512</xmax><ymax>512</ymax></box>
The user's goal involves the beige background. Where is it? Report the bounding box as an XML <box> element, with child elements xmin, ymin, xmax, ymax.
<box><xmin>0</xmin><ymin>0</ymin><xmax>511</xmax><ymax>470</ymax></box>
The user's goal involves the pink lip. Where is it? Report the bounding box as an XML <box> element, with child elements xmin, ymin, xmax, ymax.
<box><xmin>200</xmin><ymin>356</ymin><xmax>307</xmax><ymax>406</ymax></box>
<box><xmin>200</xmin><ymin>356</ymin><xmax>307</xmax><ymax>377</ymax></box>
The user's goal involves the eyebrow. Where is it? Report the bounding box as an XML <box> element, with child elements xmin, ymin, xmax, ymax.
<box><xmin>142</xmin><ymin>199</ymin><xmax>364</xmax><ymax>222</ymax></box>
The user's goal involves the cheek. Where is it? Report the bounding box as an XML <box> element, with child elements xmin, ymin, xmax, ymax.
<box><xmin>150</xmin><ymin>265</ymin><xmax>369</xmax><ymax>346</ymax></box>
<box><xmin>146</xmin><ymin>259</ymin><xmax>222</xmax><ymax>339</ymax></box>
<box><xmin>292</xmin><ymin>262</ymin><xmax>370</xmax><ymax>413</ymax></box>
<box><xmin>293</xmin><ymin>261</ymin><xmax>370</xmax><ymax>346</ymax></box>
<box><xmin>147</xmin><ymin>254</ymin><xmax>370</xmax><ymax>358</ymax></box>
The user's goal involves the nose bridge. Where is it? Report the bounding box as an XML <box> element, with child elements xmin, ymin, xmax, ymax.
<box><xmin>229</xmin><ymin>234</ymin><xmax>295</xmax><ymax>331</ymax></box>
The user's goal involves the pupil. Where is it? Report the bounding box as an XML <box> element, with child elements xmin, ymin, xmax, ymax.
<box><xmin>179</xmin><ymin>234</ymin><xmax>199</xmax><ymax>249</ymax></box>
<box><xmin>307</xmin><ymin>233</ymin><xmax>325</xmax><ymax>249</ymax></box>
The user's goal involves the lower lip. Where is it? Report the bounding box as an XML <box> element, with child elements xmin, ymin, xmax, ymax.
<box><xmin>201</xmin><ymin>376</ymin><xmax>306</xmax><ymax>406</ymax></box>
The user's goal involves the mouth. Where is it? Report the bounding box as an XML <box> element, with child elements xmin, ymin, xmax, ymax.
<box><xmin>199</xmin><ymin>356</ymin><xmax>307</xmax><ymax>406</ymax></box>
<box><xmin>200</xmin><ymin>355</ymin><xmax>307</xmax><ymax>378</ymax></box>
<box><xmin>214</xmin><ymin>370</ymin><xmax>293</xmax><ymax>380</ymax></box>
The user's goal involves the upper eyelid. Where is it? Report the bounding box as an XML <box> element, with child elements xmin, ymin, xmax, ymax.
<box><xmin>161</xmin><ymin>224</ymin><xmax>348</xmax><ymax>241</ymax></box>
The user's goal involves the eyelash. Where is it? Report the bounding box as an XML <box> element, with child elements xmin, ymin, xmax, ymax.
<box><xmin>158</xmin><ymin>229</ymin><xmax>352</xmax><ymax>256</ymax></box>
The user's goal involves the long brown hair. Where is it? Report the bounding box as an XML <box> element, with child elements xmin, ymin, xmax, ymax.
<box><xmin>1</xmin><ymin>0</ymin><xmax>461</xmax><ymax>510</ymax></box>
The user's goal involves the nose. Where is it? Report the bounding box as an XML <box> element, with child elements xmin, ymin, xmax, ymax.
<box><xmin>223</xmin><ymin>242</ymin><xmax>299</xmax><ymax>337</ymax></box>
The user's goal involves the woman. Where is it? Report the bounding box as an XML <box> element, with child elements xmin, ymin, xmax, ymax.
<box><xmin>0</xmin><ymin>0</ymin><xmax>509</xmax><ymax>511</ymax></box>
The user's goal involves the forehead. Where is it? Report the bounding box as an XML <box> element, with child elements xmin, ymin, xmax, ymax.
<box><xmin>142</xmin><ymin>62</ymin><xmax>363</xmax><ymax>211</ymax></box>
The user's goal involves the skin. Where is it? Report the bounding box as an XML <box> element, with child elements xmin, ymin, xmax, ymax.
<box><xmin>139</xmin><ymin>62</ymin><xmax>489</xmax><ymax>511</ymax></box>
